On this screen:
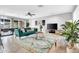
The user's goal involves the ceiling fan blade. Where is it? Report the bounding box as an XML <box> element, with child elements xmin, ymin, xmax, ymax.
<box><xmin>25</xmin><ymin>12</ymin><xmax>35</xmax><ymax>17</ymax></box>
<box><xmin>32</xmin><ymin>14</ymin><xmax>35</xmax><ymax>15</ymax></box>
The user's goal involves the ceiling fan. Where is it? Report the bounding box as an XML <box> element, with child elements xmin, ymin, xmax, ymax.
<box><xmin>25</xmin><ymin>5</ymin><xmax>43</xmax><ymax>17</ymax></box>
<box><xmin>26</xmin><ymin>12</ymin><xmax>36</xmax><ymax>17</ymax></box>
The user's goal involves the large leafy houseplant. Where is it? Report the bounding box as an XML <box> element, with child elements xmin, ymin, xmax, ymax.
<box><xmin>61</xmin><ymin>20</ymin><xmax>79</xmax><ymax>48</ymax></box>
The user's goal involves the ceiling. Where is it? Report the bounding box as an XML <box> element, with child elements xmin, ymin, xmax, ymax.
<box><xmin>0</xmin><ymin>5</ymin><xmax>76</xmax><ymax>19</ymax></box>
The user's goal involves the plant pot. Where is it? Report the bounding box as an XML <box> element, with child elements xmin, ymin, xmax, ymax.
<box><xmin>67</xmin><ymin>42</ymin><xmax>74</xmax><ymax>49</ymax></box>
<box><xmin>66</xmin><ymin>42</ymin><xmax>76</xmax><ymax>53</ymax></box>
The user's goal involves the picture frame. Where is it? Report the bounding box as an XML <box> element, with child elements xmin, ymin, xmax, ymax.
<box><xmin>42</xmin><ymin>20</ymin><xmax>45</xmax><ymax>26</ymax></box>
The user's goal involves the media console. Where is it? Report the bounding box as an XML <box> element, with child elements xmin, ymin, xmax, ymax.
<box><xmin>48</xmin><ymin>29</ymin><xmax>56</xmax><ymax>33</ymax></box>
<box><xmin>47</xmin><ymin>23</ymin><xmax>58</xmax><ymax>33</ymax></box>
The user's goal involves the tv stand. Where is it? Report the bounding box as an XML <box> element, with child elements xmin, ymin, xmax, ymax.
<box><xmin>48</xmin><ymin>29</ymin><xmax>55</xmax><ymax>33</ymax></box>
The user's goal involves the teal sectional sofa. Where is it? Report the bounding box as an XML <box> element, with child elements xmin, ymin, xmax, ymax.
<box><xmin>15</xmin><ymin>28</ymin><xmax>37</xmax><ymax>37</ymax></box>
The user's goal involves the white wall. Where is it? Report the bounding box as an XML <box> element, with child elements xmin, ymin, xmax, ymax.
<box><xmin>45</xmin><ymin>13</ymin><xmax>72</xmax><ymax>30</ymax></box>
<box><xmin>30</xmin><ymin>13</ymin><xmax>72</xmax><ymax>32</ymax></box>
<box><xmin>73</xmin><ymin>5</ymin><xmax>79</xmax><ymax>21</ymax></box>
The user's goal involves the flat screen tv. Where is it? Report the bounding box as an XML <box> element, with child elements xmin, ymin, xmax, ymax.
<box><xmin>47</xmin><ymin>23</ymin><xmax>57</xmax><ymax>30</ymax></box>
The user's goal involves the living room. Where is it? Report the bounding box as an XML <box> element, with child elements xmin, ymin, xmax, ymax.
<box><xmin>0</xmin><ymin>5</ymin><xmax>79</xmax><ymax>53</ymax></box>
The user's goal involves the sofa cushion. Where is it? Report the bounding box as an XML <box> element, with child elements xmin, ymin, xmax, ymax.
<box><xmin>24</xmin><ymin>28</ymin><xmax>31</xmax><ymax>32</ymax></box>
<box><xmin>15</xmin><ymin>29</ymin><xmax>23</xmax><ymax>37</ymax></box>
<box><xmin>15</xmin><ymin>28</ymin><xmax>37</xmax><ymax>37</ymax></box>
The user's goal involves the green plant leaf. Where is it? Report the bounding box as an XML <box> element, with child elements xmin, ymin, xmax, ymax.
<box><xmin>61</xmin><ymin>20</ymin><xmax>79</xmax><ymax>43</ymax></box>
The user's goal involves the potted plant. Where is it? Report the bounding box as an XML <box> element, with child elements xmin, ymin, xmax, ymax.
<box><xmin>61</xmin><ymin>20</ymin><xmax>79</xmax><ymax>52</ymax></box>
